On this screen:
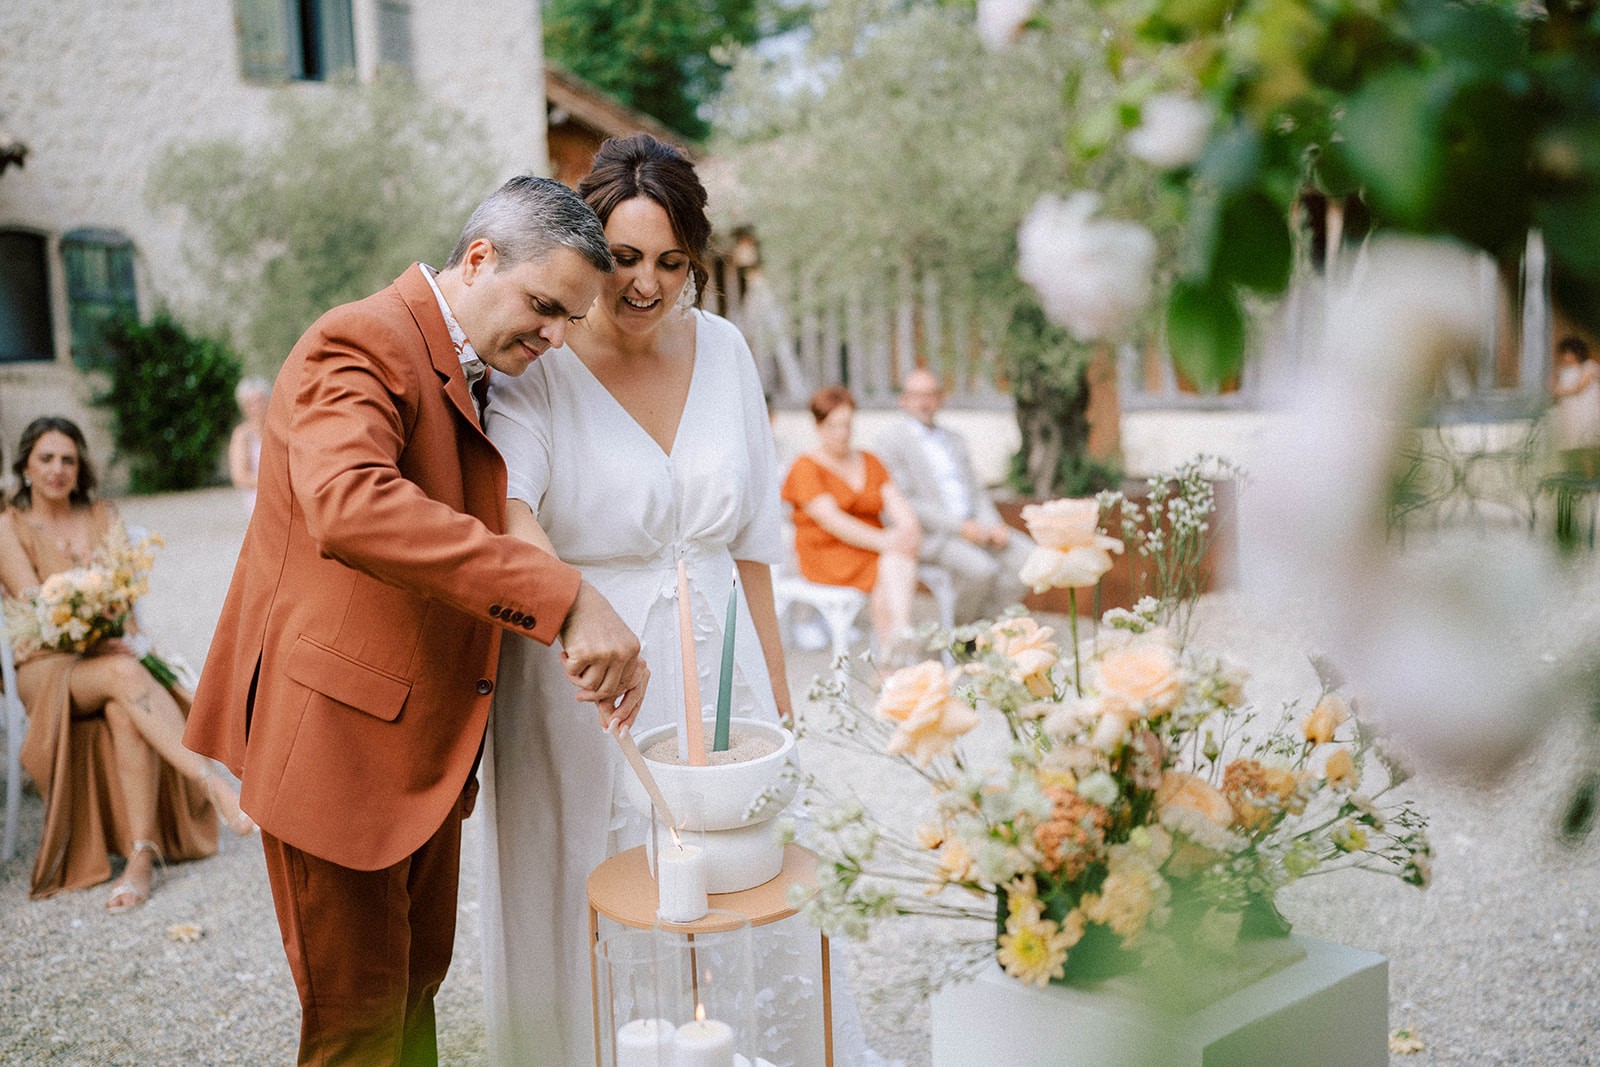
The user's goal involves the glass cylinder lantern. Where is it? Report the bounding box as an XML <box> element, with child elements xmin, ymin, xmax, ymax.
<box><xmin>653</xmin><ymin>910</ymin><xmax>755</xmax><ymax>1065</ymax></box>
<box><xmin>595</xmin><ymin>927</ymin><xmax>674</xmax><ymax>1067</ymax></box>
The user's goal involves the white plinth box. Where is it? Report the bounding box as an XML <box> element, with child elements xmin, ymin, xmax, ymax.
<box><xmin>931</xmin><ymin>935</ymin><xmax>1387</xmax><ymax>1067</ymax></box>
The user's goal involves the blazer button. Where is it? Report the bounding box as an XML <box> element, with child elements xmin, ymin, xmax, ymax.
<box><xmin>509</xmin><ymin>611</ymin><xmax>525</xmax><ymax>625</ymax></box>
<box><xmin>477</xmin><ymin>678</ymin><xmax>494</xmax><ymax>695</ymax></box>
<box><xmin>520</xmin><ymin>616</ymin><xmax>535</xmax><ymax>629</ymax></box>
<box><xmin>489</xmin><ymin>605</ymin><xmax>504</xmax><ymax>618</ymax></box>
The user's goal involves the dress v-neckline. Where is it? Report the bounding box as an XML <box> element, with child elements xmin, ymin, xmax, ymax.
<box><xmin>567</xmin><ymin>310</ymin><xmax>701</xmax><ymax>459</ymax></box>
<box><xmin>812</xmin><ymin>451</ymin><xmax>870</xmax><ymax>496</ymax></box>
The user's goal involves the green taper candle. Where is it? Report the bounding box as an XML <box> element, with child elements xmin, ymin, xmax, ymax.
<box><xmin>714</xmin><ymin>577</ymin><xmax>737</xmax><ymax>751</ymax></box>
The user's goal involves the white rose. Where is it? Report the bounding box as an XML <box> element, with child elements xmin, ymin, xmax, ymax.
<box><xmin>1125</xmin><ymin>93</ymin><xmax>1214</xmax><ymax>170</ymax></box>
<box><xmin>1019</xmin><ymin>544</ymin><xmax>1115</xmax><ymax>592</ymax></box>
<box><xmin>1017</xmin><ymin>192</ymin><xmax>1157</xmax><ymax>342</ymax></box>
<box><xmin>975</xmin><ymin>0</ymin><xmax>1038</xmax><ymax>51</ymax></box>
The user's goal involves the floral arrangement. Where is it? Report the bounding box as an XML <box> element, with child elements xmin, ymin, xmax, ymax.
<box><xmin>4</xmin><ymin>526</ymin><xmax>186</xmax><ymax>689</ymax></box>
<box><xmin>788</xmin><ymin>462</ymin><xmax>1431</xmax><ymax>991</ymax></box>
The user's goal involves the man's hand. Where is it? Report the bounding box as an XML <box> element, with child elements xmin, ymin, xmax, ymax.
<box><xmin>558</xmin><ymin>581</ymin><xmax>643</xmax><ymax>709</ymax></box>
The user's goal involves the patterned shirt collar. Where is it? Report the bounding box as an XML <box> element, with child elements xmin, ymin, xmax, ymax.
<box><xmin>420</xmin><ymin>264</ymin><xmax>486</xmax><ymax>385</ymax></box>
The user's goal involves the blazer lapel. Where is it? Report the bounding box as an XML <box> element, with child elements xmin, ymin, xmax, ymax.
<box><xmin>395</xmin><ymin>263</ymin><xmax>482</xmax><ymax>431</ymax></box>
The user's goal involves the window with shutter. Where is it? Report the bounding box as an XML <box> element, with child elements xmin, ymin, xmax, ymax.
<box><xmin>306</xmin><ymin>0</ymin><xmax>356</xmax><ymax>80</ymax></box>
<box><xmin>236</xmin><ymin>0</ymin><xmax>355</xmax><ymax>83</ymax></box>
<box><xmin>0</xmin><ymin>230</ymin><xmax>54</xmax><ymax>364</ymax></box>
<box><xmin>62</xmin><ymin>229</ymin><xmax>138</xmax><ymax>369</ymax></box>
<box><xmin>377</xmin><ymin>0</ymin><xmax>413</xmax><ymax>79</ymax></box>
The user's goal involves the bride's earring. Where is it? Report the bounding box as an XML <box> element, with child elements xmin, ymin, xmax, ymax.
<box><xmin>677</xmin><ymin>272</ymin><xmax>699</xmax><ymax>310</ymax></box>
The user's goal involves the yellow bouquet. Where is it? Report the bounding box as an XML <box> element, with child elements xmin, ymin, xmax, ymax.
<box><xmin>3</xmin><ymin>527</ymin><xmax>180</xmax><ymax>686</ymax></box>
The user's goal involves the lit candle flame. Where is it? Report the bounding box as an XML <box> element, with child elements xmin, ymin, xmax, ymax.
<box><xmin>667</xmin><ymin>824</ymin><xmax>683</xmax><ymax>849</ymax></box>
<box><xmin>695</xmin><ymin>1002</ymin><xmax>706</xmax><ymax>1023</ymax></box>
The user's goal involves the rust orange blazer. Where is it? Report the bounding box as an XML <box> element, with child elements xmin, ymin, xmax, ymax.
<box><xmin>185</xmin><ymin>264</ymin><xmax>582</xmax><ymax>872</ymax></box>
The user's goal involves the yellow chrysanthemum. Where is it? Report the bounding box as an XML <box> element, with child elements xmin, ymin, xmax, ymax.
<box><xmin>996</xmin><ymin>907</ymin><xmax>1080</xmax><ymax>987</ymax></box>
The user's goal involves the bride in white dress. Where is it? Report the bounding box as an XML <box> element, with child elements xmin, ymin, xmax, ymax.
<box><xmin>479</xmin><ymin>134</ymin><xmax>886</xmax><ymax>1066</ymax></box>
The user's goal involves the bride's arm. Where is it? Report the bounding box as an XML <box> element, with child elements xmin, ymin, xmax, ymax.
<box><xmin>505</xmin><ymin>499</ymin><xmax>560</xmax><ymax>556</ymax></box>
<box><xmin>735</xmin><ymin>559</ymin><xmax>793</xmax><ymax>726</ymax></box>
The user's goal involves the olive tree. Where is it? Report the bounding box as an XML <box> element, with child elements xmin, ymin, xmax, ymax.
<box><xmin>150</xmin><ymin>80</ymin><xmax>496</xmax><ymax>373</ymax></box>
<box><xmin>713</xmin><ymin>0</ymin><xmax>1178</xmax><ymax>495</ymax></box>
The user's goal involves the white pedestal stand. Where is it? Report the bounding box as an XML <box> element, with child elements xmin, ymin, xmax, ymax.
<box><xmin>931</xmin><ymin>935</ymin><xmax>1387</xmax><ymax>1067</ymax></box>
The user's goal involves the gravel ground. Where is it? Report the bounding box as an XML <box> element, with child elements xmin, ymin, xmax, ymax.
<box><xmin>1</xmin><ymin>487</ymin><xmax>1597</xmax><ymax>1065</ymax></box>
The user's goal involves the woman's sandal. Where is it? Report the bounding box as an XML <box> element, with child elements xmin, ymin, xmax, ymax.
<box><xmin>106</xmin><ymin>839</ymin><xmax>163</xmax><ymax>914</ymax></box>
<box><xmin>199</xmin><ymin>767</ymin><xmax>257</xmax><ymax>837</ymax></box>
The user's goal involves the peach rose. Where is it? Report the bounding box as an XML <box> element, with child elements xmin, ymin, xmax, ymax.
<box><xmin>1020</xmin><ymin>498</ymin><xmax>1124</xmax><ymax>552</ymax></box>
<box><xmin>1095</xmin><ymin>639</ymin><xmax>1182</xmax><ymax>714</ymax></box>
<box><xmin>1155</xmin><ymin>771</ymin><xmax>1233</xmax><ymax>827</ymax></box>
<box><xmin>875</xmin><ymin>661</ymin><xmax>981</xmax><ymax>766</ymax></box>
<box><xmin>984</xmin><ymin>617</ymin><xmax>1058</xmax><ymax>695</ymax></box>
<box><xmin>1324</xmin><ymin>748</ymin><xmax>1358</xmax><ymax>791</ymax></box>
<box><xmin>1303</xmin><ymin>693</ymin><xmax>1350</xmax><ymax>745</ymax></box>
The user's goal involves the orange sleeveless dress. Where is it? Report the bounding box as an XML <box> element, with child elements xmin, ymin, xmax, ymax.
<box><xmin>781</xmin><ymin>452</ymin><xmax>892</xmax><ymax>592</ymax></box>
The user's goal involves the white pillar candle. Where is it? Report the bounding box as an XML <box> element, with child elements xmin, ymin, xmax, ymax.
<box><xmin>656</xmin><ymin>842</ymin><xmax>708</xmax><ymax>923</ymax></box>
<box><xmin>672</xmin><ymin>1017</ymin><xmax>735</xmax><ymax>1067</ymax></box>
<box><xmin>615</xmin><ymin>1017</ymin><xmax>675</xmax><ymax>1067</ymax></box>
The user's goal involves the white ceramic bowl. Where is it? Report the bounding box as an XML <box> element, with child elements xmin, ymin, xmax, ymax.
<box><xmin>622</xmin><ymin>716</ymin><xmax>798</xmax><ymax>832</ymax></box>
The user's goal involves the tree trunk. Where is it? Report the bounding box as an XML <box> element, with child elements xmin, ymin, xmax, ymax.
<box><xmin>1015</xmin><ymin>362</ymin><xmax>1092</xmax><ymax>499</ymax></box>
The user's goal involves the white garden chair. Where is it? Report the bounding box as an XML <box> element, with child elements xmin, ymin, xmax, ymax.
<box><xmin>1</xmin><ymin>614</ymin><xmax>25</xmax><ymax>860</ymax></box>
<box><xmin>773</xmin><ymin>515</ymin><xmax>958</xmax><ymax>666</ymax></box>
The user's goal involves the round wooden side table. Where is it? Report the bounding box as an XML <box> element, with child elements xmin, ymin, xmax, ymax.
<box><xmin>586</xmin><ymin>843</ymin><xmax>833</xmax><ymax>1066</ymax></box>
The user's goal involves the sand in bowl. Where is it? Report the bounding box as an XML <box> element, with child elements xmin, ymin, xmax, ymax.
<box><xmin>643</xmin><ymin>725</ymin><xmax>779</xmax><ymax>766</ymax></box>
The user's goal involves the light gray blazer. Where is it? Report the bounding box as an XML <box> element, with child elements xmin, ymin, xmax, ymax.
<box><xmin>872</xmin><ymin>414</ymin><xmax>1005</xmax><ymax>556</ymax></box>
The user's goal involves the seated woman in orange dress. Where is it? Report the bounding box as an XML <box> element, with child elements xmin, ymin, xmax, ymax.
<box><xmin>781</xmin><ymin>385</ymin><xmax>922</xmax><ymax>661</ymax></box>
<box><xmin>0</xmin><ymin>417</ymin><xmax>255</xmax><ymax>910</ymax></box>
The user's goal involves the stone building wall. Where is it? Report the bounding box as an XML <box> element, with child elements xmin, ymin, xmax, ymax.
<box><xmin>0</xmin><ymin>0</ymin><xmax>546</xmax><ymax>485</ymax></box>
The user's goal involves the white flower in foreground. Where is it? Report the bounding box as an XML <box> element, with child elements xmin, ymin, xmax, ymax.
<box><xmin>1126</xmin><ymin>93</ymin><xmax>1214</xmax><ymax>170</ymax></box>
<box><xmin>1242</xmin><ymin>236</ymin><xmax>1582</xmax><ymax>778</ymax></box>
<box><xmin>1017</xmin><ymin>192</ymin><xmax>1157</xmax><ymax>342</ymax></box>
<box><xmin>1019</xmin><ymin>544</ymin><xmax>1114</xmax><ymax>592</ymax></box>
<box><xmin>975</xmin><ymin>0</ymin><xmax>1038</xmax><ymax>51</ymax></box>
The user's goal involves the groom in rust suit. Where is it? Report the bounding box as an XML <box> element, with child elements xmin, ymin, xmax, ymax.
<box><xmin>185</xmin><ymin>176</ymin><xmax>647</xmax><ymax>1066</ymax></box>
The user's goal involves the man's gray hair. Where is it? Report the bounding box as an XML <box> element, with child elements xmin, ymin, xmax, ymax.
<box><xmin>444</xmin><ymin>175</ymin><xmax>613</xmax><ymax>273</ymax></box>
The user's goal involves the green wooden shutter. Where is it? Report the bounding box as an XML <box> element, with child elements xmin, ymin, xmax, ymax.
<box><xmin>63</xmin><ymin>230</ymin><xmax>138</xmax><ymax>369</ymax></box>
<box><xmin>236</xmin><ymin>0</ymin><xmax>292</xmax><ymax>82</ymax></box>
<box><xmin>319</xmin><ymin>0</ymin><xmax>356</xmax><ymax>78</ymax></box>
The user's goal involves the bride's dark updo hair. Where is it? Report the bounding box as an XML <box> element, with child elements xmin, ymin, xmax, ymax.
<box><xmin>577</xmin><ymin>133</ymin><xmax>711</xmax><ymax>308</ymax></box>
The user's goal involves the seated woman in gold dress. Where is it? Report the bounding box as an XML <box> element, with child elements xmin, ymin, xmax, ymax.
<box><xmin>0</xmin><ymin>417</ymin><xmax>254</xmax><ymax>910</ymax></box>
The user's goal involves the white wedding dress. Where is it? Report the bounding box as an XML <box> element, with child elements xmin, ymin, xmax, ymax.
<box><xmin>479</xmin><ymin>310</ymin><xmax>885</xmax><ymax>1066</ymax></box>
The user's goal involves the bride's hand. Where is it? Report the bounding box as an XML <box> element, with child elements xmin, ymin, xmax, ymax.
<box><xmin>590</xmin><ymin>659</ymin><xmax>648</xmax><ymax>731</ymax></box>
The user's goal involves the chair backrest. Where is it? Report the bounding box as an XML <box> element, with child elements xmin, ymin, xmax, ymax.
<box><xmin>0</xmin><ymin>605</ymin><xmax>26</xmax><ymax>860</ymax></box>
<box><xmin>0</xmin><ymin>613</ymin><xmax>16</xmax><ymax>699</ymax></box>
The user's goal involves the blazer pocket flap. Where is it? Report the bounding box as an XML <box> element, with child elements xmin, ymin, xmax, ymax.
<box><xmin>285</xmin><ymin>636</ymin><xmax>412</xmax><ymax>722</ymax></box>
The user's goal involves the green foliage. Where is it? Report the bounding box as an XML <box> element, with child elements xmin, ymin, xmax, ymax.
<box><xmin>715</xmin><ymin>1</ymin><xmax>1172</xmax><ymax>496</ymax></box>
<box><xmin>93</xmin><ymin>313</ymin><xmax>242</xmax><ymax>493</ymax></box>
<box><xmin>1088</xmin><ymin>0</ymin><xmax>1600</xmax><ymax>386</ymax></box>
<box><xmin>149</xmin><ymin>79</ymin><xmax>495</xmax><ymax>373</ymax></box>
<box><xmin>545</xmin><ymin>0</ymin><xmax>808</xmax><ymax>140</ymax></box>
<box><xmin>717</xmin><ymin>5</ymin><xmax>1080</xmax><ymax>314</ymax></box>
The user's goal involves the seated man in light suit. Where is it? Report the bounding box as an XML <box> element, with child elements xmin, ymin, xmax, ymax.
<box><xmin>873</xmin><ymin>367</ymin><xmax>1034</xmax><ymax>624</ymax></box>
